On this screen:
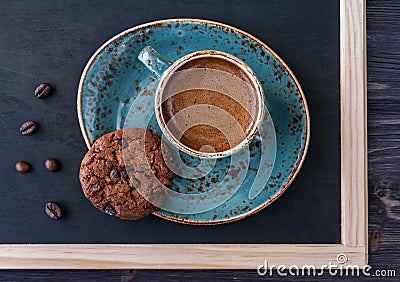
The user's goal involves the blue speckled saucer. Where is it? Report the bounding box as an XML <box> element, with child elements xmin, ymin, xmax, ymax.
<box><xmin>77</xmin><ymin>19</ymin><xmax>310</xmax><ymax>225</ymax></box>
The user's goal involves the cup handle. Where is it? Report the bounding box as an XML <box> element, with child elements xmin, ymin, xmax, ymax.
<box><xmin>138</xmin><ymin>46</ymin><xmax>172</xmax><ymax>78</ymax></box>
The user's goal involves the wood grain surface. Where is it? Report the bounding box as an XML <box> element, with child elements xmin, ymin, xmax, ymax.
<box><xmin>0</xmin><ymin>0</ymin><xmax>399</xmax><ymax>280</ymax></box>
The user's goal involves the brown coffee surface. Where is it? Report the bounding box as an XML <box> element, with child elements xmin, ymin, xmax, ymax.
<box><xmin>161</xmin><ymin>56</ymin><xmax>259</xmax><ymax>153</ymax></box>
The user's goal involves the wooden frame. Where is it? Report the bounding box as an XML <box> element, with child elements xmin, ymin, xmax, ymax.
<box><xmin>0</xmin><ymin>0</ymin><xmax>367</xmax><ymax>269</ymax></box>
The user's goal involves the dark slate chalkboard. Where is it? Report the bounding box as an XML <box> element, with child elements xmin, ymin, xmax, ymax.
<box><xmin>0</xmin><ymin>0</ymin><xmax>340</xmax><ymax>244</ymax></box>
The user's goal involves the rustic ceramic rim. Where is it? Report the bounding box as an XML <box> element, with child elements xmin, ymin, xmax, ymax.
<box><xmin>154</xmin><ymin>50</ymin><xmax>265</xmax><ymax>159</ymax></box>
<box><xmin>77</xmin><ymin>18</ymin><xmax>310</xmax><ymax>225</ymax></box>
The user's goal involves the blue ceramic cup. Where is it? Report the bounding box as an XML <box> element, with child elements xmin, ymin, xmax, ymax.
<box><xmin>138</xmin><ymin>46</ymin><xmax>265</xmax><ymax>159</ymax></box>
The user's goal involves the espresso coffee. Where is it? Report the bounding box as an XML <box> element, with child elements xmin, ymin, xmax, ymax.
<box><xmin>160</xmin><ymin>56</ymin><xmax>260</xmax><ymax>153</ymax></box>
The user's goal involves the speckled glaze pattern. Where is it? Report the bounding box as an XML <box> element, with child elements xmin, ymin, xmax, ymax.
<box><xmin>77</xmin><ymin>19</ymin><xmax>310</xmax><ymax>225</ymax></box>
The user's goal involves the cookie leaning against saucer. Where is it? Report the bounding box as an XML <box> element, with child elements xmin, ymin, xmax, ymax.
<box><xmin>79</xmin><ymin>128</ymin><xmax>175</xmax><ymax>220</ymax></box>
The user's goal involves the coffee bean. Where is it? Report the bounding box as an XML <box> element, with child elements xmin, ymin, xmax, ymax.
<box><xmin>104</xmin><ymin>205</ymin><xmax>116</xmax><ymax>216</ymax></box>
<box><xmin>35</xmin><ymin>83</ymin><xmax>52</xmax><ymax>99</ymax></box>
<box><xmin>15</xmin><ymin>161</ymin><xmax>31</xmax><ymax>173</ymax></box>
<box><xmin>45</xmin><ymin>202</ymin><xmax>62</xmax><ymax>220</ymax></box>
<box><xmin>110</xmin><ymin>168</ymin><xmax>119</xmax><ymax>183</ymax></box>
<box><xmin>19</xmin><ymin>121</ymin><xmax>37</xmax><ymax>135</ymax></box>
<box><xmin>45</xmin><ymin>158</ymin><xmax>61</xmax><ymax>172</ymax></box>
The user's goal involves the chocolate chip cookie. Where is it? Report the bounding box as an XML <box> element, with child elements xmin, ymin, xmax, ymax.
<box><xmin>79</xmin><ymin>128</ymin><xmax>175</xmax><ymax>220</ymax></box>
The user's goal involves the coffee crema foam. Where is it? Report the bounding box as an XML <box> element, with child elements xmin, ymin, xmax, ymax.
<box><xmin>160</xmin><ymin>57</ymin><xmax>259</xmax><ymax>153</ymax></box>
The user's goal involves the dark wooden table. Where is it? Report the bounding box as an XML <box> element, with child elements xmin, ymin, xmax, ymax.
<box><xmin>1</xmin><ymin>0</ymin><xmax>399</xmax><ymax>280</ymax></box>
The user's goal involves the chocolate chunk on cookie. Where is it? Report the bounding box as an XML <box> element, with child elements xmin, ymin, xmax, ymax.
<box><xmin>79</xmin><ymin>128</ymin><xmax>175</xmax><ymax>220</ymax></box>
